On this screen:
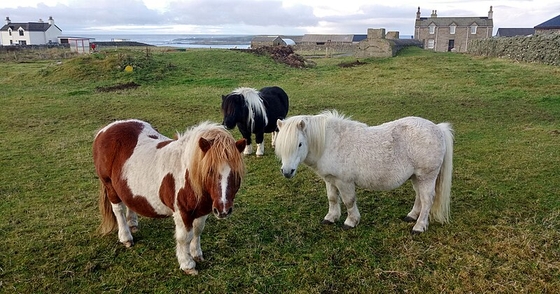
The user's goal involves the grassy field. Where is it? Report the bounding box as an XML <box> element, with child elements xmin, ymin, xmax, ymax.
<box><xmin>1</xmin><ymin>46</ymin><xmax>559</xmax><ymax>293</ymax></box>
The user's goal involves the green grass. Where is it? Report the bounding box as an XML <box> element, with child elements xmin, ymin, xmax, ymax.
<box><xmin>1</xmin><ymin>46</ymin><xmax>560</xmax><ymax>293</ymax></box>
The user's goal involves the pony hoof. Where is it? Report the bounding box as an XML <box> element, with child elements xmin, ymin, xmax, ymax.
<box><xmin>130</xmin><ymin>226</ymin><xmax>139</xmax><ymax>233</ymax></box>
<box><xmin>401</xmin><ymin>216</ymin><xmax>417</xmax><ymax>223</ymax></box>
<box><xmin>193</xmin><ymin>256</ymin><xmax>204</xmax><ymax>263</ymax></box>
<box><xmin>410</xmin><ymin>230</ymin><xmax>423</xmax><ymax>235</ymax></box>
<box><xmin>123</xmin><ymin>240</ymin><xmax>134</xmax><ymax>248</ymax></box>
<box><xmin>321</xmin><ymin>219</ymin><xmax>334</xmax><ymax>225</ymax></box>
<box><xmin>342</xmin><ymin>224</ymin><xmax>355</xmax><ymax>230</ymax></box>
<box><xmin>183</xmin><ymin>268</ymin><xmax>199</xmax><ymax>276</ymax></box>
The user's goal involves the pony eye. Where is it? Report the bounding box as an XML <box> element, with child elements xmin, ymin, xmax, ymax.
<box><xmin>298</xmin><ymin>143</ymin><xmax>302</xmax><ymax>147</ymax></box>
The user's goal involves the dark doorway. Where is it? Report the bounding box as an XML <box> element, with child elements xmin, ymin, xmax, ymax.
<box><xmin>448</xmin><ymin>40</ymin><xmax>455</xmax><ymax>51</ymax></box>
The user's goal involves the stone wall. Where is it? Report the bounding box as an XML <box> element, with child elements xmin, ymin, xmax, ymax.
<box><xmin>468</xmin><ymin>34</ymin><xmax>560</xmax><ymax>66</ymax></box>
<box><xmin>292</xmin><ymin>43</ymin><xmax>357</xmax><ymax>56</ymax></box>
<box><xmin>355</xmin><ymin>28</ymin><xmax>422</xmax><ymax>58</ymax></box>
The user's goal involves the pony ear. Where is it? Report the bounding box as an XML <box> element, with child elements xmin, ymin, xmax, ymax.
<box><xmin>235</xmin><ymin>139</ymin><xmax>247</xmax><ymax>153</ymax></box>
<box><xmin>277</xmin><ymin>119</ymin><xmax>284</xmax><ymax>129</ymax></box>
<box><xmin>199</xmin><ymin>137</ymin><xmax>212</xmax><ymax>153</ymax></box>
<box><xmin>297</xmin><ymin>120</ymin><xmax>306</xmax><ymax>130</ymax></box>
<box><xmin>222</xmin><ymin>95</ymin><xmax>226</xmax><ymax>101</ymax></box>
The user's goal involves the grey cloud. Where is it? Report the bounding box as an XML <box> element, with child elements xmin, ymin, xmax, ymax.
<box><xmin>162</xmin><ymin>0</ymin><xmax>318</xmax><ymax>27</ymax></box>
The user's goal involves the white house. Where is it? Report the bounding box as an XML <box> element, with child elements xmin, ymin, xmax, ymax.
<box><xmin>0</xmin><ymin>16</ymin><xmax>62</xmax><ymax>46</ymax></box>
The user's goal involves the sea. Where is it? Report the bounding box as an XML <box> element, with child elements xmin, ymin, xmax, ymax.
<box><xmin>81</xmin><ymin>34</ymin><xmax>255</xmax><ymax>49</ymax></box>
<box><xmin>76</xmin><ymin>33</ymin><xmax>414</xmax><ymax>49</ymax></box>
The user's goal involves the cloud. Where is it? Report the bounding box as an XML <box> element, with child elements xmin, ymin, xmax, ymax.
<box><xmin>161</xmin><ymin>0</ymin><xmax>318</xmax><ymax>27</ymax></box>
<box><xmin>1</xmin><ymin>0</ymin><xmax>559</xmax><ymax>35</ymax></box>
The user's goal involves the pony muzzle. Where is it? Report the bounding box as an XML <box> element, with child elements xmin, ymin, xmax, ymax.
<box><xmin>222</xmin><ymin>119</ymin><xmax>236</xmax><ymax>130</ymax></box>
<box><xmin>281</xmin><ymin>167</ymin><xmax>296</xmax><ymax>178</ymax></box>
<box><xmin>212</xmin><ymin>205</ymin><xmax>233</xmax><ymax>219</ymax></box>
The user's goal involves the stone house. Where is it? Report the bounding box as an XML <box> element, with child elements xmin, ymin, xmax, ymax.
<box><xmin>0</xmin><ymin>16</ymin><xmax>62</xmax><ymax>46</ymax></box>
<box><xmin>414</xmin><ymin>7</ymin><xmax>493</xmax><ymax>52</ymax></box>
<box><xmin>534</xmin><ymin>15</ymin><xmax>560</xmax><ymax>35</ymax></box>
<box><xmin>495</xmin><ymin>28</ymin><xmax>535</xmax><ymax>37</ymax></box>
<box><xmin>250</xmin><ymin>36</ymin><xmax>286</xmax><ymax>48</ymax></box>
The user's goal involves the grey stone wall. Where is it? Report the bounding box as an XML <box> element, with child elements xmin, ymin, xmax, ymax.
<box><xmin>468</xmin><ymin>34</ymin><xmax>560</xmax><ymax>66</ymax></box>
<box><xmin>292</xmin><ymin>43</ymin><xmax>357</xmax><ymax>56</ymax></box>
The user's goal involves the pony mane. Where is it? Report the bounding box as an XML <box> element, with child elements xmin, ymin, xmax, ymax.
<box><xmin>233</xmin><ymin>87</ymin><xmax>268</xmax><ymax>130</ymax></box>
<box><xmin>276</xmin><ymin>112</ymin><xmax>329</xmax><ymax>160</ymax></box>
<box><xmin>177</xmin><ymin>122</ymin><xmax>245</xmax><ymax>198</ymax></box>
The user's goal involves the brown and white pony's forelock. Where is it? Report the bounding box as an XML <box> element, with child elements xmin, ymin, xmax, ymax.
<box><xmin>187</xmin><ymin>126</ymin><xmax>246</xmax><ymax>199</ymax></box>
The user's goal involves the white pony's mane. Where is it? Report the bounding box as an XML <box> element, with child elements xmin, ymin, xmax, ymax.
<box><xmin>276</xmin><ymin>110</ymin><xmax>365</xmax><ymax>160</ymax></box>
<box><xmin>233</xmin><ymin>87</ymin><xmax>268</xmax><ymax>130</ymax></box>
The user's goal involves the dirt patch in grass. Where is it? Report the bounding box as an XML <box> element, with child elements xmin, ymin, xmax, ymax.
<box><xmin>338</xmin><ymin>60</ymin><xmax>367</xmax><ymax>68</ymax></box>
<box><xmin>96</xmin><ymin>81</ymin><xmax>140</xmax><ymax>92</ymax></box>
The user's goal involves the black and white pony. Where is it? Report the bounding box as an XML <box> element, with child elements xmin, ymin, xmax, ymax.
<box><xmin>221</xmin><ymin>86</ymin><xmax>289</xmax><ymax>156</ymax></box>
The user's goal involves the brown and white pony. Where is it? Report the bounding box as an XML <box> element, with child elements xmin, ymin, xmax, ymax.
<box><xmin>92</xmin><ymin>119</ymin><xmax>246</xmax><ymax>275</ymax></box>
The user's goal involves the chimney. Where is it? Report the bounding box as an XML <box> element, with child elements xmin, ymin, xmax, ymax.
<box><xmin>488</xmin><ymin>6</ymin><xmax>493</xmax><ymax>19</ymax></box>
<box><xmin>431</xmin><ymin>10</ymin><xmax>437</xmax><ymax>18</ymax></box>
<box><xmin>48</xmin><ymin>16</ymin><xmax>54</xmax><ymax>25</ymax></box>
<box><xmin>5</xmin><ymin>16</ymin><xmax>10</xmax><ymax>25</ymax></box>
<box><xmin>38</xmin><ymin>18</ymin><xmax>44</xmax><ymax>23</ymax></box>
<box><xmin>416</xmin><ymin>7</ymin><xmax>421</xmax><ymax>20</ymax></box>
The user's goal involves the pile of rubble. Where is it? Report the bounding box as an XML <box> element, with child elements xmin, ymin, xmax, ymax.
<box><xmin>244</xmin><ymin>46</ymin><xmax>309</xmax><ymax>68</ymax></box>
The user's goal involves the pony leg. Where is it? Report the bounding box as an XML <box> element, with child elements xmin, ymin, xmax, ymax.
<box><xmin>271</xmin><ymin>131</ymin><xmax>277</xmax><ymax>147</ymax></box>
<box><xmin>336</xmin><ymin>181</ymin><xmax>360</xmax><ymax>229</ymax></box>
<box><xmin>190</xmin><ymin>215</ymin><xmax>208</xmax><ymax>262</ymax></box>
<box><xmin>173</xmin><ymin>212</ymin><xmax>198</xmax><ymax>275</ymax></box>
<box><xmin>243</xmin><ymin>144</ymin><xmax>253</xmax><ymax>155</ymax></box>
<box><xmin>255</xmin><ymin>132</ymin><xmax>265</xmax><ymax>156</ymax></box>
<box><xmin>111</xmin><ymin>202</ymin><xmax>134</xmax><ymax>247</ymax></box>
<box><xmin>322</xmin><ymin>180</ymin><xmax>341</xmax><ymax>225</ymax></box>
<box><xmin>410</xmin><ymin>177</ymin><xmax>436</xmax><ymax>234</ymax></box>
<box><xmin>238</xmin><ymin>127</ymin><xmax>253</xmax><ymax>155</ymax></box>
<box><xmin>256</xmin><ymin>143</ymin><xmax>265</xmax><ymax>156</ymax></box>
<box><xmin>403</xmin><ymin>188</ymin><xmax>421</xmax><ymax>223</ymax></box>
<box><xmin>126</xmin><ymin>209</ymin><xmax>139</xmax><ymax>233</ymax></box>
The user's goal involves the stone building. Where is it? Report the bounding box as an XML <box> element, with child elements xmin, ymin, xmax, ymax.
<box><xmin>250</xmin><ymin>36</ymin><xmax>286</xmax><ymax>48</ymax></box>
<box><xmin>355</xmin><ymin>28</ymin><xmax>421</xmax><ymax>58</ymax></box>
<box><xmin>414</xmin><ymin>7</ymin><xmax>493</xmax><ymax>52</ymax></box>
<box><xmin>534</xmin><ymin>15</ymin><xmax>560</xmax><ymax>35</ymax></box>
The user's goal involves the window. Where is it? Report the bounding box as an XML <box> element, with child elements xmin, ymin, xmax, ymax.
<box><xmin>8</xmin><ymin>29</ymin><xmax>12</xmax><ymax>36</ymax></box>
<box><xmin>470</xmin><ymin>25</ymin><xmax>477</xmax><ymax>34</ymax></box>
<box><xmin>429</xmin><ymin>24</ymin><xmax>436</xmax><ymax>34</ymax></box>
<box><xmin>450</xmin><ymin>24</ymin><xmax>456</xmax><ymax>35</ymax></box>
<box><xmin>427</xmin><ymin>39</ymin><xmax>435</xmax><ymax>49</ymax></box>
<box><xmin>18</xmin><ymin>29</ymin><xmax>24</xmax><ymax>36</ymax></box>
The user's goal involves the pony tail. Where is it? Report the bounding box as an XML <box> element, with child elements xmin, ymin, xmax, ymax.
<box><xmin>97</xmin><ymin>181</ymin><xmax>117</xmax><ymax>235</ymax></box>
<box><xmin>431</xmin><ymin>123</ymin><xmax>454</xmax><ymax>224</ymax></box>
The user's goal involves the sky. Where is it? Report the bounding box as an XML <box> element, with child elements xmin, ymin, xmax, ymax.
<box><xmin>0</xmin><ymin>0</ymin><xmax>559</xmax><ymax>36</ymax></box>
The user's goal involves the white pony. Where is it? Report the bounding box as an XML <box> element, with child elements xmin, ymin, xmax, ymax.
<box><xmin>275</xmin><ymin>110</ymin><xmax>453</xmax><ymax>233</ymax></box>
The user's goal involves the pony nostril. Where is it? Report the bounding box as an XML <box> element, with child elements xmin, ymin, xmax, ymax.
<box><xmin>213</xmin><ymin>207</ymin><xmax>219</xmax><ymax>216</ymax></box>
<box><xmin>291</xmin><ymin>169</ymin><xmax>295</xmax><ymax>175</ymax></box>
<box><xmin>227</xmin><ymin>207</ymin><xmax>233</xmax><ymax>215</ymax></box>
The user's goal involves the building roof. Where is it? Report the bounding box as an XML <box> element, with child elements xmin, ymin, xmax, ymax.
<box><xmin>416</xmin><ymin>17</ymin><xmax>493</xmax><ymax>27</ymax></box>
<box><xmin>1</xmin><ymin>22</ymin><xmax>61</xmax><ymax>32</ymax></box>
<box><xmin>301</xmin><ymin>34</ymin><xmax>355</xmax><ymax>43</ymax></box>
<box><xmin>352</xmin><ymin>35</ymin><xmax>367</xmax><ymax>42</ymax></box>
<box><xmin>535</xmin><ymin>15</ymin><xmax>560</xmax><ymax>29</ymax></box>
<box><xmin>496</xmin><ymin>28</ymin><xmax>535</xmax><ymax>37</ymax></box>
<box><xmin>251</xmin><ymin>36</ymin><xmax>281</xmax><ymax>42</ymax></box>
